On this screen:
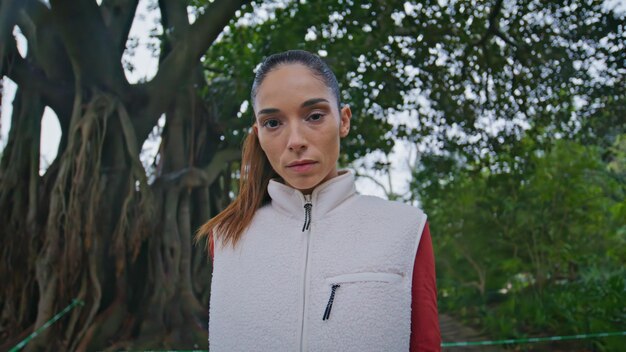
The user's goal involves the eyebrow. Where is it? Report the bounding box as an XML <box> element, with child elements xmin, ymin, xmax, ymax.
<box><xmin>257</xmin><ymin>98</ymin><xmax>330</xmax><ymax>116</ymax></box>
<box><xmin>301</xmin><ymin>98</ymin><xmax>330</xmax><ymax>108</ymax></box>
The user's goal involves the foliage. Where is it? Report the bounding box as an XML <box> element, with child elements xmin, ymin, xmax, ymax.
<box><xmin>419</xmin><ymin>138</ymin><xmax>625</xmax><ymax>348</ymax></box>
<box><xmin>200</xmin><ymin>0</ymin><xmax>625</xmax><ymax>172</ymax></box>
<box><xmin>483</xmin><ymin>266</ymin><xmax>625</xmax><ymax>351</ymax></box>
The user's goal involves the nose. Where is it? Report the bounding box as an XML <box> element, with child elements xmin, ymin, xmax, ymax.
<box><xmin>287</xmin><ymin>122</ymin><xmax>307</xmax><ymax>152</ymax></box>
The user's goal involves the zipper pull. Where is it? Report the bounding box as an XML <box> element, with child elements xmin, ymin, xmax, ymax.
<box><xmin>322</xmin><ymin>284</ymin><xmax>340</xmax><ymax>321</ymax></box>
<box><xmin>302</xmin><ymin>194</ymin><xmax>312</xmax><ymax>232</ymax></box>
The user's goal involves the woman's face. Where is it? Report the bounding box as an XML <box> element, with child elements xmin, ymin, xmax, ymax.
<box><xmin>253</xmin><ymin>64</ymin><xmax>351</xmax><ymax>194</ymax></box>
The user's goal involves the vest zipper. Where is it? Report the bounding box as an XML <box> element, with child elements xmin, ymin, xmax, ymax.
<box><xmin>300</xmin><ymin>194</ymin><xmax>313</xmax><ymax>352</ymax></box>
<box><xmin>322</xmin><ymin>284</ymin><xmax>340</xmax><ymax>320</ymax></box>
<box><xmin>302</xmin><ymin>197</ymin><xmax>312</xmax><ymax>232</ymax></box>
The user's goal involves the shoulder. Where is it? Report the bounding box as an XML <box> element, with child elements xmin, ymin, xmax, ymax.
<box><xmin>342</xmin><ymin>194</ymin><xmax>427</xmax><ymax>235</ymax></box>
<box><xmin>254</xmin><ymin>202</ymin><xmax>274</xmax><ymax>216</ymax></box>
<box><xmin>351</xmin><ymin>194</ymin><xmax>426</xmax><ymax>219</ymax></box>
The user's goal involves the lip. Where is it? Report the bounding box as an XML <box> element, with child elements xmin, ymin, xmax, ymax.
<box><xmin>287</xmin><ymin>159</ymin><xmax>317</xmax><ymax>167</ymax></box>
<box><xmin>286</xmin><ymin>159</ymin><xmax>318</xmax><ymax>172</ymax></box>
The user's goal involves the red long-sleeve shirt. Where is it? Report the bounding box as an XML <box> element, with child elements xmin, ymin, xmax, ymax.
<box><xmin>410</xmin><ymin>223</ymin><xmax>441</xmax><ymax>351</ymax></box>
<box><xmin>209</xmin><ymin>222</ymin><xmax>440</xmax><ymax>351</ymax></box>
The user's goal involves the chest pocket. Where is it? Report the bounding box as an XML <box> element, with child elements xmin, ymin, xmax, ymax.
<box><xmin>321</xmin><ymin>272</ymin><xmax>404</xmax><ymax>322</ymax></box>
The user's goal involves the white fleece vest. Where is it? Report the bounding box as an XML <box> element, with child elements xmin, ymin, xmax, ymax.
<box><xmin>210</xmin><ymin>171</ymin><xmax>427</xmax><ymax>352</ymax></box>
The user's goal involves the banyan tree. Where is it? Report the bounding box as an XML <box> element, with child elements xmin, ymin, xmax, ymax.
<box><xmin>0</xmin><ymin>0</ymin><xmax>248</xmax><ymax>349</ymax></box>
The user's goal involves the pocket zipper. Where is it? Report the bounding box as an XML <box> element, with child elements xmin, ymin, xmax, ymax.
<box><xmin>322</xmin><ymin>284</ymin><xmax>340</xmax><ymax>321</ymax></box>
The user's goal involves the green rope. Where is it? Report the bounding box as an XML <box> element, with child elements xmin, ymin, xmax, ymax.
<box><xmin>100</xmin><ymin>331</ymin><xmax>626</xmax><ymax>351</ymax></box>
<box><xmin>9</xmin><ymin>299</ymin><xmax>84</xmax><ymax>352</ymax></box>
<box><xmin>441</xmin><ymin>331</ymin><xmax>626</xmax><ymax>347</ymax></box>
<box><xmin>9</xmin><ymin>302</ymin><xmax>624</xmax><ymax>351</ymax></box>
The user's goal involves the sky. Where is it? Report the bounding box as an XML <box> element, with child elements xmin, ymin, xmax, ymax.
<box><xmin>1</xmin><ymin>0</ymin><xmax>625</xmax><ymax>199</ymax></box>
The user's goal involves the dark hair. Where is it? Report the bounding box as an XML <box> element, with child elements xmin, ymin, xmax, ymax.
<box><xmin>197</xmin><ymin>50</ymin><xmax>343</xmax><ymax>249</ymax></box>
<box><xmin>251</xmin><ymin>50</ymin><xmax>341</xmax><ymax>110</ymax></box>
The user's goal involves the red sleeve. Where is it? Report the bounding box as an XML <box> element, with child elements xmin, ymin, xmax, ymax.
<box><xmin>410</xmin><ymin>223</ymin><xmax>441</xmax><ymax>351</ymax></box>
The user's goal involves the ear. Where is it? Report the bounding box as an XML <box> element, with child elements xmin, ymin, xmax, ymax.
<box><xmin>253</xmin><ymin>122</ymin><xmax>258</xmax><ymax>136</ymax></box>
<box><xmin>339</xmin><ymin>105</ymin><xmax>352</xmax><ymax>138</ymax></box>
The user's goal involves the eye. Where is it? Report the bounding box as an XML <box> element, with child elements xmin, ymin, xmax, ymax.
<box><xmin>307</xmin><ymin>113</ymin><xmax>324</xmax><ymax>122</ymax></box>
<box><xmin>262</xmin><ymin>119</ymin><xmax>281</xmax><ymax>129</ymax></box>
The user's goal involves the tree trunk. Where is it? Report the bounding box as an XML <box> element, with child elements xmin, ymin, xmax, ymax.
<box><xmin>0</xmin><ymin>86</ymin><xmax>44</xmax><ymax>347</ymax></box>
<box><xmin>0</xmin><ymin>79</ymin><xmax>235</xmax><ymax>352</ymax></box>
<box><xmin>0</xmin><ymin>0</ymin><xmax>247</xmax><ymax>349</ymax></box>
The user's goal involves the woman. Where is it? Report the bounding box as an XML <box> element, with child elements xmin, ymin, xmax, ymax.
<box><xmin>197</xmin><ymin>50</ymin><xmax>440</xmax><ymax>351</ymax></box>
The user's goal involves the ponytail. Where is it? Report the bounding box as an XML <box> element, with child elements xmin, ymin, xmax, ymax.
<box><xmin>196</xmin><ymin>129</ymin><xmax>276</xmax><ymax>250</ymax></box>
<box><xmin>199</xmin><ymin>50</ymin><xmax>337</xmax><ymax>252</ymax></box>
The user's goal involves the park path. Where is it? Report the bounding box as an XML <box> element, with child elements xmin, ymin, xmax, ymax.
<box><xmin>439</xmin><ymin>313</ymin><xmax>503</xmax><ymax>351</ymax></box>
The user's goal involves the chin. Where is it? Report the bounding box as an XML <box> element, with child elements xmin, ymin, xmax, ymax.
<box><xmin>284</xmin><ymin>176</ymin><xmax>324</xmax><ymax>193</ymax></box>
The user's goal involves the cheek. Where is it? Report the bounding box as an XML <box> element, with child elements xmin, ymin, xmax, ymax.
<box><xmin>321</xmin><ymin>129</ymin><xmax>341</xmax><ymax>157</ymax></box>
<box><xmin>258</xmin><ymin>134</ymin><xmax>283</xmax><ymax>163</ymax></box>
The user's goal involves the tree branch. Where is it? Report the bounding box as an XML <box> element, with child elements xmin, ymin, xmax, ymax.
<box><xmin>49</xmin><ymin>0</ymin><xmax>129</xmax><ymax>94</ymax></box>
<box><xmin>0</xmin><ymin>0</ymin><xmax>21</xmax><ymax>74</ymax></box>
<box><xmin>353</xmin><ymin>171</ymin><xmax>396</xmax><ymax>199</ymax></box>
<box><xmin>134</xmin><ymin>0</ymin><xmax>249</xmax><ymax>140</ymax></box>
<box><xmin>158</xmin><ymin>148</ymin><xmax>241</xmax><ymax>188</ymax></box>
<box><xmin>100</xmin><ymin>0</ymin><xmax>140</xmax><ymax>57</ymax></box>
<box><xmin>15</xmin><ymin>0</ymin><xmax>74</xmax><ymax>84</ymax></box>
<box><xmin>1</xmin><ymin>36</ymin><xmax>73</xmax><ymax>122</ymax></box>
<box><xmin>157</xmin><ymin>0</ymin><xmax>192</xmax><ymax>62</ymax></box>
<box><xmin>473</xmin><ymin>0</ymin><xmax>504</xmax><ymax>47</ymax></box>
<box><xmin>159</xmin><ymin>0</ymin><xmax>192</xmax><ymax>40</ymax></box>
<box><xmin>494</xmin><ymin>29</ymin><xmax>518</xmax><ymax>48</ymax></box>
<box><xmin>457</xmin><ymin>244</ymin><xmax>486</xmax><ymax>295</ymax></box>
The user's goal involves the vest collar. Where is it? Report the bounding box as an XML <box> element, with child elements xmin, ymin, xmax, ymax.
<box><xmin>268</xmin><ymin>170</ymin><xmax>356</xmax><ymax>219</ymax></box>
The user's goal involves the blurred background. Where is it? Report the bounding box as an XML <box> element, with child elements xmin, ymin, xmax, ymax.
<box><xmin>0</xmin><ymin>0</ymin><xmax>624</xmax><ymax>350</ymax></box>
